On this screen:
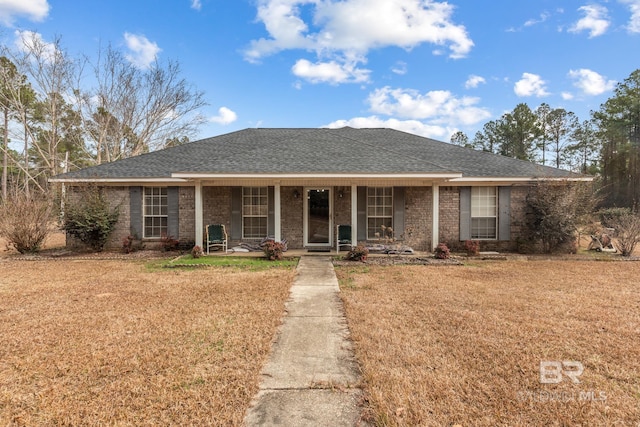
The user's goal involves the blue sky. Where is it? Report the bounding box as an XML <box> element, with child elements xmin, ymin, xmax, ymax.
<box><xmin>0</xmin><ymin>0</ymin><xmax>638</xmax><ymax>142</ymax></box>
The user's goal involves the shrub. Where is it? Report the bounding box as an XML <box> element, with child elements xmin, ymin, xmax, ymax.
<box><xmin>160</xmin><ymin>233</ymin><xmax>179</xmax><ymax>251</ymax></box>
<box><xmin>610</xmin><ymin>213</ymin><xmax>640</xmax><ymax>256</ymax></box>
<box><xmin>464</xmin><ymin>240</ymin><xmax>480</xmax><ymax>256</ymax></box>
<box><xmin>62</xmin><ymin>186</ymin><xmax>120</xmax><ymax>252</ymax></box>
<box><xmin>263</xmin><ymin>240</ymin><xmax>286</xmax><ymax>260</ymax></box>
<box><xmin>524</xmin><ymin>182</ymin><xmax>597</xmax><ymax>253</ymax></box>
<box><xmin>345</xmin><ymin>244</ymin><xmax>369</xmax><ymax>261</ymax></box>
<box><xmin>0</xmin><ymin>194</ymin><xmax>53</xmax><ymax>254</ymax></box>
<box><xmin>598</xmin><ymin>207</ymin><xmax>631</xmax><ymax>229</ymax></box>
<box><xmin>191</xmin><ymin>245</ymin><xmax>204</xmax><ymax>258</ymax></box>
<box><xmin>434</xmin><ymin>243</ymin><xmax>450</xmax><ymax>259</ymax></box>
<box><xmin>122</xmin><ymin>234</ymin><xmax>144</xmax><ymax>254</ymax></box>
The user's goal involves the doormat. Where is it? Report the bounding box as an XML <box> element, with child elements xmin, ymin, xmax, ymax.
<box><xmin>307</xmin><ymin>248</ymin><xmax>332</xmax><ymax>252</ymax></box>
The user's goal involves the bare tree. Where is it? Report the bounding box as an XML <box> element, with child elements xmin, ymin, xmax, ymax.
<box><xmin>3</xmin><ymin>33</ymin><xmax>82</xmax><ymax>193</ymax></box>
<box><xmin>78</xmin><ymin>45</ymin><xmax>207</xmax><ymax>164</ymax></box>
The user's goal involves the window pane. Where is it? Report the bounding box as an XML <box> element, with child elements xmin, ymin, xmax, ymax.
<box><xmin>242</xmin><ymin>187</ymin><xmax>268</xmax><ymax>239</ymax></box>
<box><xmin>143</xmin><ymin>187</ymin><xmax>168</xmax><ymax>238</ymax></box>
<box><xmin>366</xmin><ymin>187</ymin><xmax>393</xmax><ymax>239</ymax></box>
<box><xmin>471</xmin><ymin>217</ymin><xmax>497</xmax><ymax>239</ymax></box>
<box><xmin>471</xmin><ymin>187</ymin><xmax>497</xmax><ymax>239</ymax></box>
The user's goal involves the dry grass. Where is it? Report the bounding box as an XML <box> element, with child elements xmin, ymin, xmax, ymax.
<box><xmin>0</xmin><ymin>259</ymin><xmax>294</xmax><ymax>426</ymax></box>
<box><xmin>337</xmin><ymin>261</ymin><xmax>640</xmax><ymax>426</ymax></box>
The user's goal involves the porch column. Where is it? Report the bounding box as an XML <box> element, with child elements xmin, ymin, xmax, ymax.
<box><xmin>274</xmin><ymin>184</ymin><xmax>282</xmax><ymax>241</ymax></box>
<box><xmin>351</xmin><ymin>184</ymin><xmax>358</xmax><ymax>246</ymax></box>
<box><xmin>432</xmin><ymin>183</ymin><xmax>439</xmax><ymax>251</ymax></box>
<box><xmin>195</xmin><ymin>180</ymin><xmax>203</xmax><ymax>248</ymax></box>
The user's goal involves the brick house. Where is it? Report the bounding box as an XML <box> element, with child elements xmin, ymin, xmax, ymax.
<box><xmin>51</xmin><ymin>128</ymin><xmax>588</xmax><ymax>252</ymax></box>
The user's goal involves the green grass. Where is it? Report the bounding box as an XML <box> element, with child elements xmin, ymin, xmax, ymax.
<box><xmin>148</xmin><ymin>254</ymin><xmax>299</xmax><ymax>271</ymax></box>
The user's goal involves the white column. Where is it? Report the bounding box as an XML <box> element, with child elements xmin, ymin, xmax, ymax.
<box><xmin>432</xmin><ymin>183</ymin><xmax>439</xmax><ymax>251</ymax></box>
<box><xmin>274</xmin><ymin>184</ymin><xmax>282</xmax><ymax>241</ymax></box>
<box><xmin>195</xmin><ymin>180</ymin><xmax>203</xmax><ymax>248</ymax></box>
<box><xmin>351</xmin><ymin>184</ymin><xmax>358</xmax><ymax>246</ymax></box>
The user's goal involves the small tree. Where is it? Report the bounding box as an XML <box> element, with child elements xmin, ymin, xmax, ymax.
<box><xmin>611</xmin><ymin>213</ymin><xmax>640</xmax><ymax>256</ymax></box>
<box><xmin>62</xmin><ymin>186</ymin><xmax>119</xmax><ymax>251</ymax></box>
<box><xmin>0</xmin><ymin>194</ymin><xmax>53</xmax><ymax>253</ymax></box>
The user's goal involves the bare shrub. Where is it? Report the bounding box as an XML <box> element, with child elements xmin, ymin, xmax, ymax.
<box><xmin>0</xmin><ymin>194</ymin><xmax>53</xmax><ymax>253</ymax></box>
<box><xmin>611</xmin><ymin>213</ymin><xmax>640</xmax><ymax>256</ymax></box>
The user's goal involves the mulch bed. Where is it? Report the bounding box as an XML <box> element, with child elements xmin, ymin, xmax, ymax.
<box><xmin>333</xmin><ymin>256</ymin><xmax>463</xmax><ymax>266</ymax></box>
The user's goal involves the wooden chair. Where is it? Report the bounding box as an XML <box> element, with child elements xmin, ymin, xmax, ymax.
<box><xmin>206</xmin><ymin>224</ymin><xmax>228</xmax><ymax>254</ymax></box>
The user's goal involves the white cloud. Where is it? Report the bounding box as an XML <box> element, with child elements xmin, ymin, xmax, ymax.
<box><xmin>244</xmin><ymin>0</ymin><xmax>473</xmax><ymax>84</ymax></box>
<box><xmin>561</xmin><ymin>92</ymin><xmax>574</xmax><ymax>100</ymax></box>
<box><xmin>465</xmin><ymin>74</ymin><xmax>486</xmax><ymax>89</ymax></box>
<box><xmin>514</xmin><ymin>72</ymin><xmax>549</xmax><ymax>97</ymax></box>
<box><xmin>569</xmin><ymin>4</ymin><xmax>610</xmax><ymax>37</ymax></box>
<box><xmin>367</xmin><ymin>86</ymin><xmax>491</xmax><ymax>127</ymax></box>
<box><xmin>209</xmin><ymin>107</ymin><xmax>237</xmax><ymax>125</ymax></box>
<box><xmin>0</xmin><ymin>0</ymin><xmax>49</xmax><ymax>25</ymax></box>
<box><xmin>123</xmin><ymin>32</ymin><xmax>161</xmax><ymax>69</ymax></box>
<box><xmin>246</xmin><ymin>0</ymin><xmax>472</xmax><ymax>60</ymax></box>
<box><xmin>568</xmin><ymin>68</ymin><xmax>616</xmax><ymax>95</ymax></box>
<box><xmin>292</xmin><ymin>58</ymin><xmax>370</xmax><ymax>84</ymax></box>
<box><xmin>621</xmin><ymin>0</ymin><xmax>640</xmax><ymax>33</ymax></box>
<box><xmin>391</xmin><ymin>61</ymin><xmax>407</xmax><ymax>75</ymax></box>
<box><xmin>191</xmin><ymin>0</ymin><xmax>202</xmax><ymax>11</ymax></box>
<box><xmin>325</xmin><ymin>116</ymin><xmax>453</xmax><ymax>139</ymax></box>
<box><xmin>524</xmin><ymin>11</ymin><xmax>550</xmax><ymax>27</ymax></box>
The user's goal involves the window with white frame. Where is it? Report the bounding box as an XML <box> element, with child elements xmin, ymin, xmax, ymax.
<box><xmin>471</xmin><ymin>186</ymin><xmax>497</xmax><ymax>239</ymax></box>
<box><xmin>367</xmin><ymin>187</ymin><xmax>393</xmax><ymax>239</ymax></box>
<box><xmin>144</xmin><ymin>187</ymin><xmax>168</xmax><ymax>238</ymax></box>
<box><xmin>243</xmin><ymin>187</ymin><xmax>268</xmax><ymax>239</ymax></box>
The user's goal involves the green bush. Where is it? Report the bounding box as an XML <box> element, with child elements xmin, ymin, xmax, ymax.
<box><xmin>62</xmin><ymin>187</ymin><xmax>120</xmax><ymax>252</ymax></box>
<box><xmin>524</xmin><ymin>182</ymin><xmax>596</xmax><ymax>253</ymax></box>
<box><xmin>0</xmin><ymin>194</ymin><xmax>53</xmax><ymax>254</ymax></box>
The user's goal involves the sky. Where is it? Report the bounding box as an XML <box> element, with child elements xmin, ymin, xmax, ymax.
<box><xmin>0</xmin><ymin>0</ymin><xmax>638</xmax><ymax>143</ymax></box>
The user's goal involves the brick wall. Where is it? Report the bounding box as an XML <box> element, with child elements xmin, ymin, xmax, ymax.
<box><xmin>179</xmin><ymin>187</ymin><xmax>195</xmax><ymax>244</ymax></box>
<box><xmin>439</xmin><ymin>186</ymin><xmax>460</xmax><ymax>246</ymax></box>
<box><xmin>403</xmin><ymin>187</ymin><xmax>432</xmax><ymax>251</ymax></box>
<box><xmin>281</xmin><ymin>186</ymin><xmax>304</xmax><ymax>248</ymax></box>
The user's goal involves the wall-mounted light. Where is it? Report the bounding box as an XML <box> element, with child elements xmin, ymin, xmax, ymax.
<box><xmin>338</xmin><ymin>189</ymin><xmax>344</xmax><ymax>198</ymax></box>
<box><xmin>293</xmin><ymin>189</ymin><xmax>300</xmax><ymax>199</ymax></box>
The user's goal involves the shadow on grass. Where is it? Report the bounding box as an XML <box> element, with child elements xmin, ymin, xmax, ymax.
<box><xmin>147</xmin><ymin>255</ymin><xmax>299</xmax><ymax>271</ymax></box>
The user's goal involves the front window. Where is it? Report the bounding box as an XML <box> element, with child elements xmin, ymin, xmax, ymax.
<box><xmin>367</xmin><ymin>187</ymin><xmax>393</xmax><ymax>239</ymax></box>
<box><xmin>471</xmin><ymin>187</ymin><xmax>497</xmax><ymax>239</ymax></box>
<box><xmin>243</xmin><ymin>187</ymin><xmax>268</xmax><ymax>239</ymax></box>
<box><xmin>144</xmin><ymin>187</ymin><xmax>167</xmax><ymax>238</ymax></box>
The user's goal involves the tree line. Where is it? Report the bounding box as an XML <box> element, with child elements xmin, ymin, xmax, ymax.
<box><xmin>0</xmin><ymin>34</ymin><xmax>207</xmax><ymax>199</ymax></box>
<box><xmin>451</xmin><ymin>69</ymin><xmax>640</xmax><ymax>209</ymax></box>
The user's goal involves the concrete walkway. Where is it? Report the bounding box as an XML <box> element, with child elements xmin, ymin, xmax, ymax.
<box><xmin>244</xmin><ymin>256</ymin><xmax>363</xmax><ymax>426</ymax></box>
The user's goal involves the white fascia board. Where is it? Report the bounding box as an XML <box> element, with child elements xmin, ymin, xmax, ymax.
<box><xmin>450</xmin><ymin>176</ymin><xmax>594</xmax><ymax>183</ymax></box>
<box><xmin>170</xmin><ymin>172</ymin><xmax>463</xmax><ymax>180</ymax></box>
<box><xmin>49</xmin><ymin>177</ymin><xmax>189</xmax><ymax>184</ymax></box>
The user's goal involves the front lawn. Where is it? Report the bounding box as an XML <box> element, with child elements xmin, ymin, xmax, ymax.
<box><xmin>0</xmin><ymin>259</ymin><xmax>295</xmax><ymax>426</ymax></box>
<box><xmin>337</xmin><ymin>261</ymin><xmax>640</xmax><ymax>426</ymax></box>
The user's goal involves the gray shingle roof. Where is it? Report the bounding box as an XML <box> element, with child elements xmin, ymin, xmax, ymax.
<box><xmin>53</xmin><ymin>127</ymin><xmax>582</xmax><ymax>180</ymax></box>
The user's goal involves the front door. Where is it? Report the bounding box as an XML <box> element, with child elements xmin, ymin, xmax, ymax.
<box><xmin>304</xmin><ymin>188</ymin><xmax>332</xmax><ymax>247</ymax></box>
